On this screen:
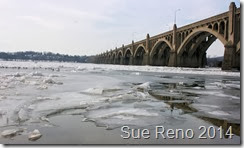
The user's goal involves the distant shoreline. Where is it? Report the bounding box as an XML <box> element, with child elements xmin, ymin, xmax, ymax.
<box><xmin>0</xmin><ymin>51</ymin><xmax>89</xmax><ymax>63</ymax></box>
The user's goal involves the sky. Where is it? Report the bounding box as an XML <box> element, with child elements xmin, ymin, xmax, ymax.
<box><xmin>0</xmin><ymin>0</ymin><xmax>241</xmax><ymax>56</ymax></box>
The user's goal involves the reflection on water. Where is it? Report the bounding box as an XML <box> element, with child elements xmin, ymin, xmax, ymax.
<box><xmin>149</xmin><ymin>82</ymin><xmax>240</xmax><ymax>137</ymax></box>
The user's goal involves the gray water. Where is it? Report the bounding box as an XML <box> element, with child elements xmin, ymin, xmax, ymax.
<box><xmin>0</xmin><ymin>61</ymin><xmax>240</xmax><ymax>144</ymax></box>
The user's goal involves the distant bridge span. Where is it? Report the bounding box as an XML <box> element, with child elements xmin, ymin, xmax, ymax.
<box><xmin>93</xmin><ymin>3</ymin><xmax>240</xmax><ymax>70</ymax></box>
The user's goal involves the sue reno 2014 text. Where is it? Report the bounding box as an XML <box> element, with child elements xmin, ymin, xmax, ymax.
<box><xmin>121</xmin><ymin>125</ymin><xmax>234</xmax><ymax>139</ymax></box>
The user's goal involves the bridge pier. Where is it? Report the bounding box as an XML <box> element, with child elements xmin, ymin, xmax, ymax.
<box><xmin>169</xmin><ymin>24</ymin><xmax>178</xmax><ymax>67</ymax></box>
<box><xmin>142</xmin><ymin>53</ymin><xmax>149</xmax><ymax>65</ymax></box>
<box><xmin>120</xmin><ymin>57</ymin><xmax>124</xmax><ymax>65</ymax></box>
<box><xmin>190</xmin><ymin>54</ymin><xmax>198</xmax><ymax>68</ymax></box>
<box><xmin>222</xmin><ymin>2</ymin><xmax>238</xmax><ymax>70</ymax></box>
<box><xmin>222</xmin><ymin>43</ymin><xmax>235</xmax><ymax>70</ymax></box>
<box><xmin>199</xmin><ymin>51</ymin><xmax>207</xmax><ymax>68</ymax></box>
<box><xmin>233</xmin><ymin>52</ymin><xmax>240</xmax><ymax>70</ymax></box>
<box><xmin>168</xmin><ymin>51</ymin><xmax>177</xmax><ymax>67</ymax></box>
<box><xmin>129</xmin><ymin>56</ymin><xmax>134</xmax><ymax>65</ymax></box>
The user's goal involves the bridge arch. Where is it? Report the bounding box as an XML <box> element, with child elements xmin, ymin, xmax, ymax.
<box><xmin>116</xmin><ymin>50</ymin><xmax>123</xmax><ymax>64</ymax></box>
<box><xmin>134</xmin><ymin>45</ymin><xmax>146</xmax><ymax>65</ymax></box>
<box><xmin>177</xmin><ymin>27</ymin><xmax>227</xmax><ymax>56</ymax></box>
<box><xmin>150</xmin><ymin>39</ymin><xmax>173</xmax><ymax>66</ymax></box>
<box><xmin>177</xmin><ymin>27</ymin><xmax>228</xmax><ymax>68</ymax></box>
<box><xmin>124</xmin><ymin>48</ymin><xmax>133</xmax><ymax>65</ymax></box>
<box><xmin>111</xmin><ymin>52</ymin><xmax>116</xmax><ymax>64</ymax></box>
<box><xmin>106</xmin><ymin>53</ymin><xmax>112</xmax><ymax>64</ymax></box>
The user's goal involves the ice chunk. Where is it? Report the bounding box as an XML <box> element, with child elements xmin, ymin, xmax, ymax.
<box><xmin>43</xmin><ymin>78</ymin><xmax>55</xmax><ymax>84</ymax></box>
<box><xmin>28</xmin><ymin>105</ymin><xmax>36</xmax><ymax>110</ymax></box>
<box><xmin>136</xmin><ymin>92</ymin><xmax>148</xmax><ymax>100</ymax></box>
<box><xmin>1</xmin><ymin>129</ymin><xmax>18</xmax><ymax>137</ymax></box>
<box><xmin>38</xmin><ymin>85</ymin><xmax>48</xmax><ymax>90</ymax></box>
<box><xmin>43</xmin><ymin>78</ymin><xmax>63</xmax><ymax>85</ymax></box>
<box><xmin>213</xmin><ymin>82</ymin><xmax>227</xmax><ymax>88</ymax></box>
<box><xmin>130</xmin><ymin>72</ymin><xmax>140</xmax><ymax>75</ymax></box>
<box><xmin>0</xmin><ymin>109</ymin><xmax>6</xmax><ymax>116</ymax></box>
<box><xmin>49</xmin><ymin>74</ymin><xmax>60</xmax><ymax>77</ymax></box>
<box><xmin>0</xmin><ymin>96</ymin><xmax>7</xmax><ymax>101</ymax></box>
<box><xmin>31</xmin><ymin>72</ymin><xmax>44</xmax><ymax>76</ymax></box>
<box><xmin>208</xmin><ymin>111</ymin><xmax>230</xmax><ymax>116</ymax></box>
<box><xmin>28</xmin><ymin>129</ymin><xmax>42</xmax><ymax>141</ymax></box>
<box><xmin>0</xmin><ymin>86</ymin><xmax>7</xmax><ymax>90</ymax></box>
<box><xmin>87</xmin><ymin>108</ymin><xmax>158</xmax><ymax>119</ymax></box>
<box><xmin>36</xmin><ymin>97</ymin><xmax>51</xmax><ymax>100</ymax></box>
<box><xmin>226</xmin><ymin>84</ymin><xmax>240</xmax><ymax>89</ymax></box>
<box><xmin>40</xmin><ymin>116</ymin><xmax>49</xmax><ymax>122</ymax></box>
<box><xmin>76</xmin><ymin>67</ymin><xmax>87</xmax><ymax>71</ymax></box>
<box><xmin>82</xmin><ymin>88</ymin><xmax>104</xmax><ymax>95</ymax></box>
<box><xmin>178</xmin><ymin>82</ymin><xmax>184</xmax><ymax>85</ymax></box>
<box><xmin>14</xmin><ymin>72</ymin><xmax>22</xmax><ymax>77</ymax></box>
<box><xmin>18</xmin><ymin>108</ymin><xmax>29</xmax><ymax>121</ymax></box>
<box><xmin>114</xmin><ymin>115</ymin><xmax>136</xmax><ymax>120</ymax></box>
<box><xmin>134</xmin><ymin>82</ymin><xmax>150</xmax><ymax>91</ymax></box>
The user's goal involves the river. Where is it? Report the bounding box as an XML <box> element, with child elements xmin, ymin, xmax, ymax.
<box><xmin>0</xmin><ymin>61</ymin><xmax>240</xmax><ymax>144</ymax></box>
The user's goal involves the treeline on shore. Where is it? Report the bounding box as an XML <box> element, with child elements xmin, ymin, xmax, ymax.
<box><xmin>0</xmin><ymin>51</ymin><xmax>89</xmax><ymax>63</ymax></box>
<box><xmin>0</xmin><ymin>51</ymin><xmax>223</xmax><ymax>67</ymax></box>
<box><xmin>207</xmin><ymin>56</ymin><xmax>223</xmax><ymax>67</ymax></box>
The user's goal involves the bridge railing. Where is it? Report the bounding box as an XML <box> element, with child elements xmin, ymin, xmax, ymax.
<box><xmin>150</xmin><ymin>30</ymin><xmax>173</xmax><ymax>40</ymax></box>
<box><xmin>177</xmin><ymin>11</ymin><xmax>229</xmax><ymax>32</ymax></box>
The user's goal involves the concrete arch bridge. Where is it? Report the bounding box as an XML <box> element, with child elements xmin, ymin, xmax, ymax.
<box><xmin>94</xmin><ymin>3</ymin><xmax>240</xmax><ymax>70</ymax></box>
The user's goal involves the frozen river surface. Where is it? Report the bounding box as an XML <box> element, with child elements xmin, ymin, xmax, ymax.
<box><xmin>0</xmin><ymin>61</ymin><xmax>240</xmax><ymax>144</ymax></box>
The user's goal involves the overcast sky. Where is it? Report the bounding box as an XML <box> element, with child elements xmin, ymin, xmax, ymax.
<box><xmin>0</xmin><ymin>0</ymin><xmax>241</xmax><ymax>57</ymax></box>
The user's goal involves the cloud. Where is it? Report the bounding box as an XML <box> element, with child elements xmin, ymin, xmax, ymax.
<box><xmin>0</xmin><ymin>0</ymin><xmax>241</xmax><ymax>56</ymax></box>
<box><xmin>40</xmin><ymin>0</ymin><xmax>120</xmax><ymax>24</ymax></box>
<box><xmin>46</xmin><ymin>6</ymin><xmax>113</xmax><ymax>23</ymax></box>
<box><xmin>16</xmin><ymin>15</ymin><xmax>63</xmax><ymax>30</ymax></box>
